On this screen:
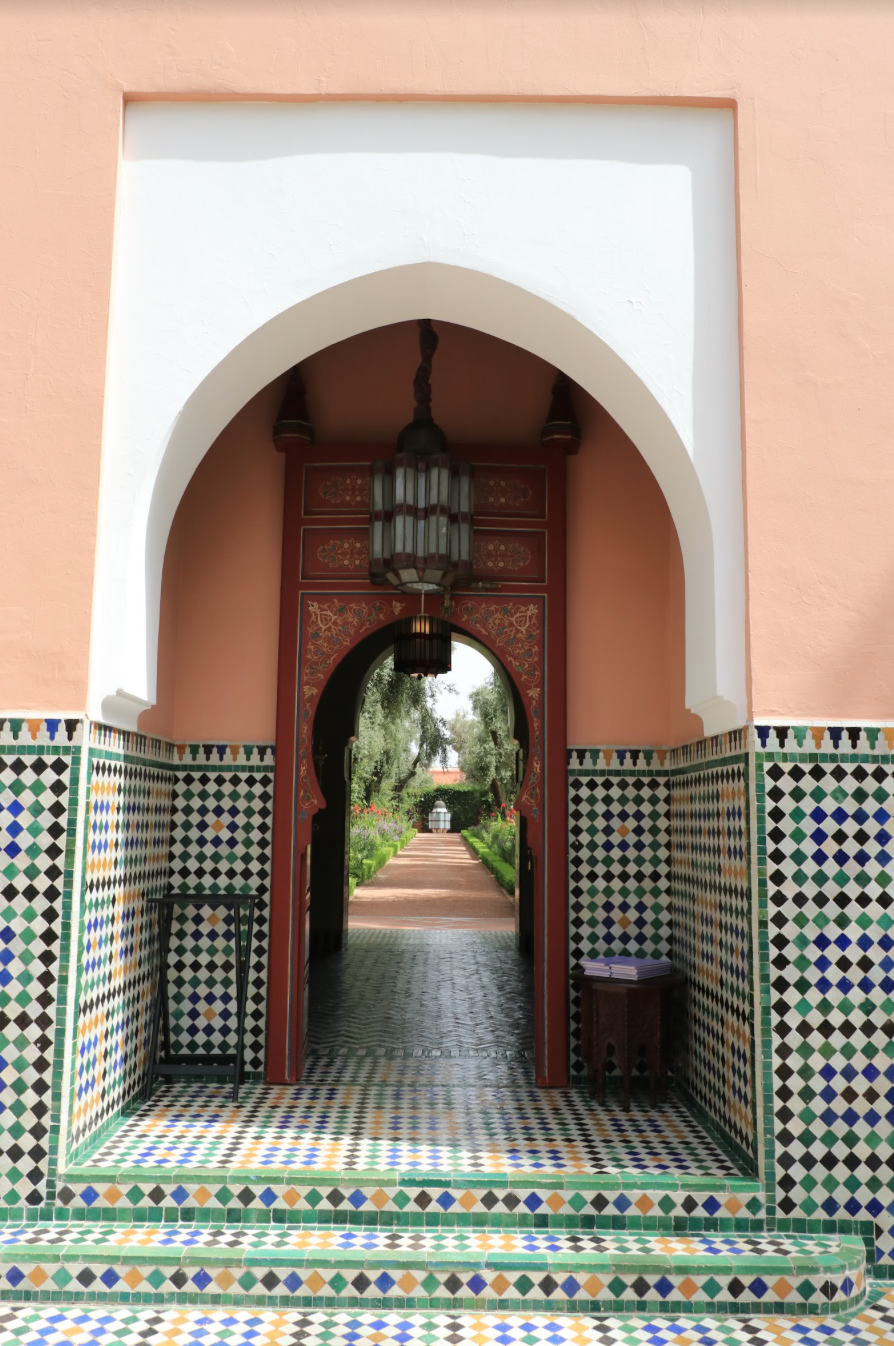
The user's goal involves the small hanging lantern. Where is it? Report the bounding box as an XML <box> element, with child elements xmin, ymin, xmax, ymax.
<box><xmin>369</xmin><ymin>320</ymin><xmax>473</xmax><ymax>593</ymax></box>
<box><xmin>392</xmin><ymin>613</ymin><xmax>452</xmax><ymax>678</ymax></box>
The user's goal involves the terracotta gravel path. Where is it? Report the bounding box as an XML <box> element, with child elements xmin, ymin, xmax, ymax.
<box><xmin>348</xmin><ymin>833</ymin><xmax>515</xmax><ymax>929</ymax></box>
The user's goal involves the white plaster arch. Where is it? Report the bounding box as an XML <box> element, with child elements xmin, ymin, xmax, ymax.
<box><xmin>90</xmin><ymin>101</ymin><xmax>745</xmax><ymax>734</ymax></box>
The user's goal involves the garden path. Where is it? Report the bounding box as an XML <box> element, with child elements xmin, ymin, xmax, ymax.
<box><xmin>348</xmin><ymin>832</ymin><xmax>515</xmax><ymax>929</ymax></box>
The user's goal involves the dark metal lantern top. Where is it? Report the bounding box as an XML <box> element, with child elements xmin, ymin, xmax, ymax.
<box><xmin>369</xmin><ymin>319</ymin><xmax>473</xmax><ymax>595</ymax></box>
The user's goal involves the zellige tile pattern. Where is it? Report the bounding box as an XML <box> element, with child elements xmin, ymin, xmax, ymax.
<box><xmin>62</xmin><ymin>929</ymin><xmax>757</xmax><ymax>1226</ymax></box>
<box><xmin>71</xmin><ymin>1075</ymin><xmax>745</xmax><ymax>1179</ymax></box>
<box><xmin>0</xmin><ymin>727</ymin><xmax>80</xmax><ymax>1208</ymax></box>
<box><xmin>0</xmin><ymin>1224</ymin><xmax>866</xmax><ymax>1313</ymax></box>
<box><xmin>73</xmin><ymin>928</ymin><xmax>744</xmax><ymax>1191</ymax></box>
<box><xmin>0</xmin><ymin>1288</ymin><xmax>891</xmax><ymax>1346</ymax></box>
<box><xmin>567</xmin><ymin>761</ymin><xmax>670</xmax><ymax>1075</ymax></box>
<box><xmin>166</xmin><ymin>763</ymin><xmax>274</xmax><ymax>1074</ymax></box>
<box><xmin>670</xmin><ymin>756</ymin><xmax>754</xmax><ymax>1164</ymax></box>
<box><xmin>70</xmin><ymin>743</ymin><xmax>175</xmax><ymax>1151</ymax></box>
<box><xmin>756</xmin><ymin>739</ymin><xmax>894</xmax><ymax>1268</ymax></box>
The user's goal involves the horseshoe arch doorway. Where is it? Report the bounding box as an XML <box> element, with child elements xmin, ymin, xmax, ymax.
<box><xmin>308</xmin><ymin>623</ymin><xmax>533</xmax><ymax>955</ymax></box>
<box><xmin>265</xmin><ymin>434</ymin><xmax>570</xmax><ymax>1087</ymax></box>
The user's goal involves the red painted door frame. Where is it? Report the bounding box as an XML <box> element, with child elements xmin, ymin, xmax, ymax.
<box><xmin>267</xmin><ymin>444</ymin><xmax>568</xmax><ymax>1086</ymax></box>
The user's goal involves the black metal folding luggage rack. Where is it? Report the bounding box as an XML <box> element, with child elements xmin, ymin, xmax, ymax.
<box><xmin>144</xmin><ymin>892</ymin><xmax>257</xmax><ymax>1103</ymax></box>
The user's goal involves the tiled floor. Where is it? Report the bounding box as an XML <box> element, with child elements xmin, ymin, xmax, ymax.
<box><xmin>0</xmin><ymin>1290</ymin><xmax>891</xmax><ymax>1346</ymax></box>
<box><xmin>77</xmin><ymin>1075</ymin><xmax>744</xmax><ymax>1178</ymax></box>
<box><xmin>75</xmin><ymin>931</ymin><xmax>745</xmax><ymax>1182</ymax></box>
<box><xmin>12</xmin><ymin>914</ymin><xmax>888</xmax><ymax>1343</ymax></box>
<box><xmin>307</xmin><ymin>929</ymin><xmax>534</xmax><ymax>1057</ymax></box>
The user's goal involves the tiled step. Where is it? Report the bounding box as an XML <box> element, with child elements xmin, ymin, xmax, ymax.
<box><xmin>0</xmin><ymin>1224</ymin><xmax>866</xmax><ymax>1314</ymax></box>
<box><xmin>58</xmin><ymin>1164</ymin><xmax>766</xmax><ymax>1227</ymax></box>
<box><xmin>0</xmin><ymin>1289</ymin><xmax>892</xmax><ymax>1346</ymax></box>
<box><xmin>63</xmin><ymin>1076</ymin><xmax>765</xmax><ymax>1225</ymax></box>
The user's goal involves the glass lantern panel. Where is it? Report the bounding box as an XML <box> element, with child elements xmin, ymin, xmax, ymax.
<box><xmin>371</xmin><ymin>464</ymin><xmax>384</xmax><ymax>512</ymax></box>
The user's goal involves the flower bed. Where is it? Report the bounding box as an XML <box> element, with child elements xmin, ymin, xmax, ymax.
<box><xmin>349</xmin><ymin>805</ymin><xmax>416</xmax><ymax>896</ymax></box>
<box><xmin>471</xmin><ymin>805</ymin><xmax>517</xmax><ymax>862</ymax></box>
<box><xmin>463</xmin><ymin>804</ymin><xmax>517</xmax><ymax>897</ymax></box>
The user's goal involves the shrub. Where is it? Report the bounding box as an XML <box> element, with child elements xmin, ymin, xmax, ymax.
<box><xmin>469</xmin><ymin>803</ymin><xmax>517</xmax><ymax>865</ymax></box>
<box><xmin>462</xmin><ymin>829</ymin><xmax>516</xmax><ymax>896</ymax></box>
<box><xmin>351</xmin><ymin>820</ymin><xmax>416</xmax><ymax>891</ymax></box>
<box><xmin>349</xmin><ymin>804</ymin><xmax>410</xmax><ymax>882</ymax></box>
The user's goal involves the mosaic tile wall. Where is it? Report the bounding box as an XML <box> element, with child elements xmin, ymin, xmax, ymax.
<box><xmin>70</xmin><ymin>726</ymin><xmax>176</xmax><ymax>1151</ymax></box>
<box><xmin>0</xmin><ymin>718</ymin><xmax>81</xmax><ymax>1208</ymax></box>
<box><xmin>754</xmin><ymin>724</ymin><xmax>894</xmax><ymax>1269</ymax></box>
<box><xmin>165</xmin><ymin>744</ymin><xmax>274</xmax><ymax>1074</ymax></box>
<box><xmin>669</xmin><ymin>747</ymin><xmax>754</xmax><ymax>1165</ymax></box>
<box><xmin>67</xmin><ymin>734</ymin><xmax>276</xmax><ymax>1154</ymax></box>
<box><xmin>567</xmin><ymin>749</ymin><xmax>670</xmax><ymax>1075</ymax></box>
<box><xmin>568</xmin><ymin>736</ymin><xmax>755</xmax><ymax>1165</ymax></box>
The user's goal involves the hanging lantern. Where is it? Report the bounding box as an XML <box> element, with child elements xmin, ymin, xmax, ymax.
<box><xmin>392</xmin><ymin>614</ymin><xmax>452</xmax><ymax>678</ymax></box>
<box><xmin>369</xmin><ymin>320</ymin><xmax>473</xmax><ymax>593</ymax></box>
<box><xmin>428</xmin><ymin>800</ymin><xmax>452</xmax><ymax>832</ymax></box>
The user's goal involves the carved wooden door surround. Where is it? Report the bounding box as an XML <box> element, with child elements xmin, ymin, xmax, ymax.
<box><xmin>267</xmin><ymin>434</ymin><xmax>570</xmax><ymax>1087</ymax></box>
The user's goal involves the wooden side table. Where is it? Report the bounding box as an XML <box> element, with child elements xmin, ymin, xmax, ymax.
<box><xmin>571</xmin><ymin>970</ymin><xmax>683</xmax><ymax>1110</ymax></box>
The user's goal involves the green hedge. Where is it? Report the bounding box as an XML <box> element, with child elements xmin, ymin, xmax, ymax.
<box><xmin>462</xmin><ymin>829</ymin><xmax>516</xmax><ymax>896</ymax></box>
<box><xmin>416</xmin><ymin>785</ymin><xmax>490</xmax><ymax>832</ymax></box>
<box><xmin>353</xmin><ymin>828</ymin><xmax>416</xmax><ymax>892</ymax></box>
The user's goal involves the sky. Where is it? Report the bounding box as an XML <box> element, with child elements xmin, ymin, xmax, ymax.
<box><xmin>432</xmin><ymin>641</ymin><xmax>494</xmax><ymax>766</ymax></box>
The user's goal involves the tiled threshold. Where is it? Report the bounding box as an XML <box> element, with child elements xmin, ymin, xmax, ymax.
<box><xmin>0</xmin><ymin>1225</ymin><xmax>866</xmax><ymax>1315</ymax></box>
<box><xmin>57</xmin><ymin>1075</ymin><xmax>763</xmax><ymax>1227</ymax></box>
<box><xmin>55</xmin><ymin>1167</ymin><xmax>764</xmax><ymax>1228</ymax></box>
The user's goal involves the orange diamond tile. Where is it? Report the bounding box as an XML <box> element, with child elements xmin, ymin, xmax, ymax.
<box><xmin>677</xmin><ymin>1276</ymin><xmax>700</xmax><ymax>1300</ymax></box>
<box><xmin>369</xmin><ymin>1188</ymin><xmax>390</xmax><ymax>1209</ymax></box>
<box><xmin>122</xmin><ymin>1267</ymin><xmax>144</xmax><ymax>1290</ymax></box>
<box><xmin>491</xmin><ymin>1273</ymin><xmax>512</xmax><ymax>1295</ymax></box>
<box><xmin>397</xmin><ymin>1272</ymin><xmax>418</xmax><ymax>1293</ymax></box>
<box><xmin>303</xmin><ymin>1271</ymin><xmax>325</xmax><ymax>1294</ymax></box>
<box><xmin>458</xmin><ymin>1190</ymin><xmax>479</xmax><ymax>1211</ymax></box>
<box><xmin>193</xmin><ymin>1186</ymin><xmax>213</xmax><ymax>1206</ymax></box>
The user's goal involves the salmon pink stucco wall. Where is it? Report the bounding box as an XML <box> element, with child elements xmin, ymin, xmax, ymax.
<box><xmin>3</xmin><ymin>6</ymin><xmax>894</xmax><ymax>720</ymax></box>
<box><xmin>139</xmin><ymin>323</ymin><xmax>696</xmax><ymax>746</ymax></box>
<box><xmin>138</xmin><ymin>379</ymin><xmax>286</xmax><ymax>743</ymax></box>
